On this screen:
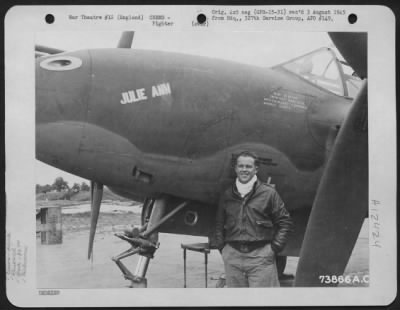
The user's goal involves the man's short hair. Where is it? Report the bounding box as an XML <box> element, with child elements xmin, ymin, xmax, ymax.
<box><xmin>235</xmin><ymin>151</ymin><xmax>260</xmax><ymax>167</ymax></box>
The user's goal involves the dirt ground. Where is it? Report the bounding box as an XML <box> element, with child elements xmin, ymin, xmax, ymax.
<box><xmin>36</xmin><ymin>205</ymin><xmax>368</xmax><ymax>288</ymax></box>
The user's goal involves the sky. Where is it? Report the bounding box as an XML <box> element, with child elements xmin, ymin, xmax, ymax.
<box><xmin>35</xmin><ymin>30</ymin><xmax>334</xmax><ymax>185</ymax></box>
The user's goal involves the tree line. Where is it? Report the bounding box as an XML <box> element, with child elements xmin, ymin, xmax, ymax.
<box><xmin>36</xmin><ymin>177</ymin><xmax>90</xmax><ymax>194</ymax></box>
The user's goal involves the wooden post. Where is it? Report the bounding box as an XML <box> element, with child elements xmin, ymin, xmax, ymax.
<box><xmin>40</xmin><ymin>206</ymin><xmax>62</xmax><ymax>244</ymax></box>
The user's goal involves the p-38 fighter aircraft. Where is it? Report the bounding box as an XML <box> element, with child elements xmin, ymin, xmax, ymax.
<box><xmin>35</xmin><ymin>31</ymin><xmax>367</xmax><ymax>287</ymax></box>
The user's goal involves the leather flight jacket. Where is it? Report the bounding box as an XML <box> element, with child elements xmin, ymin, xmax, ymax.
<box><xmin>215</xmin><ymin>180</ymin><xmax>292</xmax><ymax>253</ymax></box>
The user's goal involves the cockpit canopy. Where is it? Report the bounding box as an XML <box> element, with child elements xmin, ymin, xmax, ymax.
<box><xmin>274</xmin><ymin>47</ymin><xmax>362</xmax><ymax>98</ymax></box>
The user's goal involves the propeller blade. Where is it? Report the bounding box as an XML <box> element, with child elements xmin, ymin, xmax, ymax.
<box><xmin>88</xmin><ymin>181</ymin><xmax>104</xmax><ymax>259</ymax></box>
<box><xmin>295</xmin><ymin>80</ymin><xmax>368</xmax><ymax>286</ymax></box>
<box><xmin>35</xmin><ymin>44</ymin><xmax>65</xmax><ymax>55</ymax></box>
<box><xmin>117</xmin><ymin>31</ymin><xmax>134</xmax><ymax>48</ymax></box>
<box><xmin>35</xmin><ymin>51</ymin><xmax>47</xmax><ymax>58</ymax></box>
<box><xmin>329</xmin><ymin>32</ymin><xmax>367</xmax><ymax>79</ymax></box>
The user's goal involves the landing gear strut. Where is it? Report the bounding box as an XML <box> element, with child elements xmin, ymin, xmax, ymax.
<box><xmin>112</xmin><ymin>196</ymin><xmax>188</xmax><ymax>287</ymax></box>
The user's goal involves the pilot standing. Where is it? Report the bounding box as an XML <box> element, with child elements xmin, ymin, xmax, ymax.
<box><xmin>214</xmin><ymin>151</ymin><xmax>292</xmax><ymax>287</ymax></box>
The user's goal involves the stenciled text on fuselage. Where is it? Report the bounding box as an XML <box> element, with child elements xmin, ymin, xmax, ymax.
<box><xmin>120</xmin><ymin>82</ymin><xmax>171</xmax><ymax>104</ymax></box>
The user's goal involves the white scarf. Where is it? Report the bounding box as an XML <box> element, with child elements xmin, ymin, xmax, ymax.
<box><xmin>236</xmin><ymin>175</ymin><xmax>257</xmax><ymax>197</ymax></box>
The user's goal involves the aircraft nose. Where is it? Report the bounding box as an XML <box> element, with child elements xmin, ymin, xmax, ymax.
<box><xmin>36</xmin><ymin>50</ymin><xmax>92</xmax><ymax>171</ymax></box>
<box><xmin>36</xmin><ymin>50</ymin><xmax>92</xmax><ymax>124</ymax></box>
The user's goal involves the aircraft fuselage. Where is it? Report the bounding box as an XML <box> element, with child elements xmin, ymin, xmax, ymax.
<box><xmin>36</xmin><ymin>48</ymin><xmax>352</xmax><ymax>242</ymax></box>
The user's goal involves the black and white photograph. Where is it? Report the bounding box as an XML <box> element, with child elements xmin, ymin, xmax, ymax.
<box><xmin>5</xmin><ymin>5</ymin><xmax>396</xmax><ymax>307</ymax></box>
